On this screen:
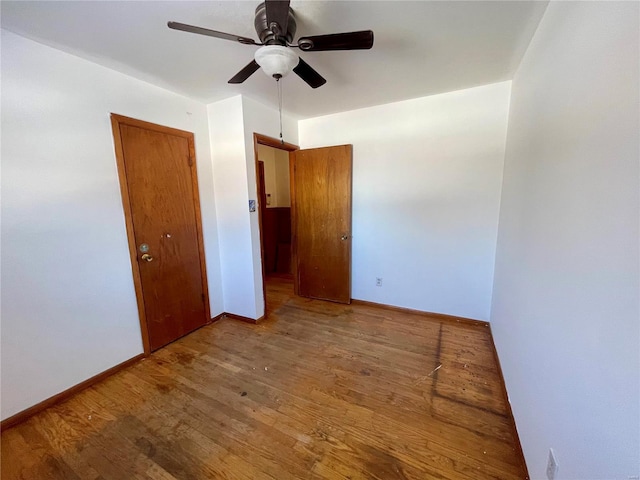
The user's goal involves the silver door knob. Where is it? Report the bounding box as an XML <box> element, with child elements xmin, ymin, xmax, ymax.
<box><xmin>341</xmin><ymin>234</ymin><xmax>349</xmax><ymax>241</ymax></box>
<box><xmin>141</xmin><ymin>253</ymin><xmax>154</xmax><ymax>262</ymax></box>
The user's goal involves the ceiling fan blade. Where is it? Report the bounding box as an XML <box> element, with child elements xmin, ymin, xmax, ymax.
<box><xmin>168</xmin><ymin>21</ymin><xmax>259</xmax><ymax>46</ymax></box>
<box><xmin>297</xmin><ymin>30</ymin><xmax>374</xmax><ymax>51</ymax></box>
<box><xmin>228</xmin><ymin>60</ymin><xmax>261</xmax><ymax>84</ymax></box>
<box><xmin>265</xmin><ymin>0</ymin><xmax>290</xmax><ymax>36</ymax></box>
<box><xmin>293</xmin><ymin>58</ymin><xmax>326</xmax><ymax>89</ymax></box>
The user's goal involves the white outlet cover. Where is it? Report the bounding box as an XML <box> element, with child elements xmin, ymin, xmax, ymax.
<box><xmin>546</xmin><ymin>449</ymin><xmax>558</xmax><ymax>480</ymax></box>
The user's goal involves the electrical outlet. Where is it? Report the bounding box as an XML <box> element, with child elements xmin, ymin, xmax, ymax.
<box><xmin>546</xmin><ymin>449</ymin><xmax>558</xmax><ymax>480</ymax></box>
<box><xmin>376</xmin><ymin>277</ymin><xmax>382</xmax><ymax>287</ymax></box>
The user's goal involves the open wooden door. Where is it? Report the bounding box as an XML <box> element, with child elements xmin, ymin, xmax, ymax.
<box><xmin>291</xmin><ymin>145</ymin><xmax>352</xmax><ymax>304</ymax></box>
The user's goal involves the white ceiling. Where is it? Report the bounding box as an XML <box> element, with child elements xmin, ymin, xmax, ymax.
<box><xmin>1</xmin><ymin>1</ymin><xmax>548</xmax><ymax>119</ymax></box>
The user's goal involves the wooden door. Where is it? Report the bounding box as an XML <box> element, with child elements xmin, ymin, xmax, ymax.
<box><xmin>291</xmin><ymin>145</ymin><xmax>352</xmax><ymax>303</ymax></box>
<box><xmin>111</xmin><ymin>115</ymin><xmax>210</xmax><ymax>352</ymax></box>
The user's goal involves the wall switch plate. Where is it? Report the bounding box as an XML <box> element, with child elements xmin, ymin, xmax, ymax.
<box><xmin>546</xmin><ymin>449</ymin><xmax>558</xmax><ymax>480</ymax></box>
<box><xmin>376</xmin><ymin>277</ymin><xmax>382</xmax><ymax>287</ymax></box>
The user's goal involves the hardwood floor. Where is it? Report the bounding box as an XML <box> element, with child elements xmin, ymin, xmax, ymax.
<box><xmin>2</xmin><ymin>276</ymin><xmax>528</xmax><ymax>479</ymax></box>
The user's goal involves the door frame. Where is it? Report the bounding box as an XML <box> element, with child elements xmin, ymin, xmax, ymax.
<box><xmin>253</xmin><ymin>133</ymin><xmax>299</xmax><ymax>317</ymax></box>
<box><xmin>111</xmin><ymin>114</ymin><xmax>211</xmax><ymax>354</ymax></box>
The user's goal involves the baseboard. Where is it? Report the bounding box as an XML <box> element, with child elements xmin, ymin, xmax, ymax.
<box><xmin>487</xmin><ymin>326</ymin><xmax>530</xmax><ymax>479</ymax></box>
<box><xmin>210</xmin><ymin>312</ymin><xmax>225</xmax><ymax>323</ymax></box>
<box><xmin>351</xmin><ymin>299</ymin><xmax>489</xmax><ymax>328</ymax></box>
<box><xmin>1</xmin><ymin>353</ymin><xmax>145</xmax><ymax>432</ymax></box>
<box><xmin>224</xmin><ymin>313</ymin><xmax>265</xmax><ymax>324</ymax></box>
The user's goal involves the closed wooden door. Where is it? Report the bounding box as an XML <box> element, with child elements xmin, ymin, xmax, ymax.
<box><xmin>291</xmin><ymin>145</ymin><xmax>352</xmax><ymax>303</ymax></box>
<box><xmin>111</xmin><ymin>115</ymin><xmax>210</xmax><ymax>352</ymax></box>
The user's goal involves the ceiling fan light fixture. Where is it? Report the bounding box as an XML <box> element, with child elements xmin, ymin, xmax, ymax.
<box><xmin>254</xmin><ymin>45</ymin><xmax>299</xmax><ymax>79</ymax></box>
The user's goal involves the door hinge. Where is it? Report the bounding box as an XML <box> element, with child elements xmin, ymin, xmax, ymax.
<box><xmin>188</xmin><ymin>156</ymin><xmax>194</xmax><ymax>167</ymax></box>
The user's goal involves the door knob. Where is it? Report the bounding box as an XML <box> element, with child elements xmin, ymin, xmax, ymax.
<box><xmin>141</xmin><ymin>253</ymin><xmax>154</xmax><ymax>262</ymax></box>
<box><xmin>341</xmin><ymin>234</ymin><xmax>349</xmax><ymax>241</ymax></box>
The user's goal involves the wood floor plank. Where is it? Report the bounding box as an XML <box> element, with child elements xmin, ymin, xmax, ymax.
<box><xmin>1</xmin><ymin>275</ymin><xmax>528</xmax><ymax>479</ymax></box>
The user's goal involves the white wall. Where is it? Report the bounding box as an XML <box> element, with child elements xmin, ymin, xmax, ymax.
<box><xmin>207</xmin><ymin>95</ymin><xmax>258</xmax><ymax>319</ymax></box>
<box><xmin>1</xmin><ymin>30</ymin><xmax>224</xmax><ymax>420</ymax></box>
<box><xmin>274</xmin><ymin>148</ymin><xmax>291</xmax><ymax>207</ymax></box>
<box><xmin>299</xmin><ymin>82</ymin><xmax>511</xmax><ymax>320</ymax></box>
<box><xmin>490</xmin><ymin>2</ymin><xmax>639</xmax><ymax>479</ymax></box>
<box><xmin>257</xmin><ymin>144</ymin><xmax>278</xmax><ymax>207</ymax></box>
<box><xmin>207</xmin><ymin>95</ymin><xmax>297</xmax><ymax>319</ymax></box>
<box><xmin>256</xmin><ymin>144</ymin><xmax>291</xmax><ymax>208</ymax></box>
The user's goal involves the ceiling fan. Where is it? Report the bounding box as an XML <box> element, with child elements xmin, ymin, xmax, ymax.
<box><xmin>168</xmin><ymin>0</ymin><xmax>374</xmax><ymax>88</ymax></box>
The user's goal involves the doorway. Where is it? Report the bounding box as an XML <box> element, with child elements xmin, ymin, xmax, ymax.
<box><xmin>254</xmin><ymin>134</ymin><xmax>354</xmax><ymax>317</ymax></box>
<box><xmin>111</xmin><ymin>114</ymin><xmax>211</xmax><ymax>353</ymax></box>
<box><xmin>257</xmin><ymin>146</ymin><xmax>293</xmax><ymax>277</ymax></box>
<box><xmin>254</xmin><ymin>134</ymin><xmax>298</xmax><ymax>315</ymax></box>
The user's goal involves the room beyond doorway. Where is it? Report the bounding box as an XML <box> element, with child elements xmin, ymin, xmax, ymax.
<box><xmin>257</xmin><ymin>143</ymin><xmax>293</xmax><ymax>277</ymax></box>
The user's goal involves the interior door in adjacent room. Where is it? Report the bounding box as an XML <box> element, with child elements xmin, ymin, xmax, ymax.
<box><xmin>111</xmin><ymin>114</ymin><xmax>210</xmax><ymax>352</ymax></box>
<box><xmin>291</xmin><ymin>144</ymin><xmax>353</xmax><ymax>304</ymax></box>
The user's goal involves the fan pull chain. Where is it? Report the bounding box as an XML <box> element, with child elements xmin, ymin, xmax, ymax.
<box><xmin>277</xmin><ymin>78</ymin><xmax>284</xmax><ymax>144</ymax></box>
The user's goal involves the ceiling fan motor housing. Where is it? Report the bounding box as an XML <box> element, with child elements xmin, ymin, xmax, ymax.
<box><xmin>254</xmin><ymin>2</ymin><xmax>297</xmax><ymax>45</ymax></box>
